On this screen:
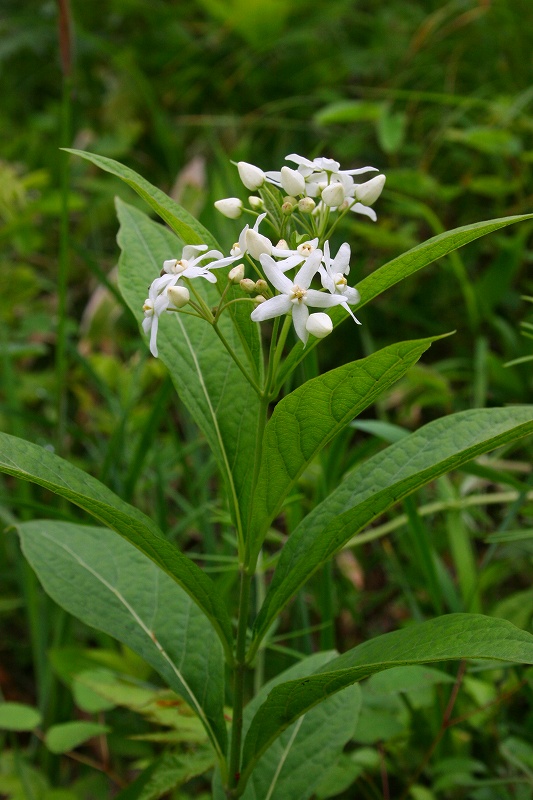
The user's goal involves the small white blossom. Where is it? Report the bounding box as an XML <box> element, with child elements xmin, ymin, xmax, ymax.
<box><xmin>306</xmin><ymin>312</ymin><xmax>333</xmax><ymax>338</ymax></box>
<box><xmin>237</xmin><ymin>161</ymin><xmax>265</xmax><ymax>191</ymax></box>
<box><xmin>250</xmin><ymin>249</ymin><xmax>346</xmax><ymax>345</ymax></box>
<box><xmin>214</xmin><ymin>197</ymin><xmax>243</xmax><ymax>219</ymax></box>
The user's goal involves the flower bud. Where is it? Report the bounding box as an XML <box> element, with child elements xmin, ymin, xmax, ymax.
<box><xmin>240</xmin><ymin>278</ymin><xmax>257</xmax><ymax>294</ymax></box>
<box><xmin>228</xmin><ymin>264</ymin><xmax>245</xmax><ymax>283</ymax></box>
<box><xmin>237</xmin><ymin>161</ymin><xmax>265</xmax><ymax>190</ymax></box>
<box><xmin>306</xmin><ymin>312</ymin><xmax>333</xmax><ymax>339</ymax></box>
<box><xmin>275</xmin><ymin>239</ymin><xmax>289</xmax><ymax>251</ymax></box>
<box><xmin>245</xmin><ymin>228</ymin><xmax>272</xmax><ymax>260</ymax></box>
<box><xmin>248</xmin><ymin>195</ymin><xmax>264</xmax><ymax>210</ymax></box>
<box><xmin>214</xmin><ymin>197</ymin><xmax>243</xmax><ymax>219</ymax></box>
<box><xmin>298</xmin><ymin>197</ymin><xmax>316</xmax><ymax>213</ymax></box>
<box><xmin>281</xmin><ymin>199</ymin><xmax>296</xmax><ymax>215</ymax></box>
<box><xmin>255</xmin><ymin>279</ymin><xmax>268</xmax><ymax>294</ymax></box>
<box><xmin>254</xmin><ymin>295</ymin><xmax>266</xmax><ymax>305</ymax></box>
<box><xmin>167</xmin><ymin>285</ymin><xmax>190</xmax><ymax>309</ymax></box>
<box><xmin>281</xmin><ymin>166</ymin><xmax>305</xmax><ymax>196</ymax></box>
<box><xmin>321</xmin><ymin>182</ymin><xmax>345</xmax><ymax>207</ymax></box>
<box><xmin>355</xmin><ymin>174</ymin><xmax>386</xmax><ymax>206</ymax></box>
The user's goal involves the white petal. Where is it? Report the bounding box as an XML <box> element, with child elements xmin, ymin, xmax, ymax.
<box><xmin>250</xmin><ymin>294</ymin><xmax>292</xmax><ymax>322</ymax></box>
<box><xmin>343</xmin><ymin>166</ymin><xmax>379</xmax><ymax>175</ymax></box>
<box><xmin>272</xmin><ymin>254</ymin><xmax>305</xmax><ymax>272</ymax></box>
<box><xmin>349</xmin><ymin>202</ymin><xmax>377</xmax><ymax>222</ymax></box>
<box><xmin>332</xmin><ymin>242</ymin><xmax>351</xmax><ymax>275</ymax></box>
<box><xmin>182</xmin><ymin>244</ymin><xmax>208</xmax><ymax>261</ymax></box>
<box><xmin>305</xmin><ymin>289</ymin><xmax>346</xmax><ymax>309</ymax></box>
<box><xmin>260</xmin><ymin>254</ymin><xmax>293</xmax><ymax>293</ymax></box>
<box><xmin>292</xmin><ymin>302</ymin><xmax>309</xmax><ymax>344</ymax></box>
<box><xmin>294</xmin><ymin>248</ymin><xmax>322</xmax><ymax>289</ymax></box>
<box><xmin>149</xmin><ymin>315</ymin><xmax>159</xmax><ymax>357</ymax></box>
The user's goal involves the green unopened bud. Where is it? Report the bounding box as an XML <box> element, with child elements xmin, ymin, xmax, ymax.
<box><xmin>248</xmin><ymin>195</ymin><xmax>264</xmax><ymax>211</ymax></box>
<box><xmin>255</xmin><ymin>279</ymin><xmax>268</xmax><ymax>294</ymax></box>
<box><xmin>228</xmin><ymin>264</ymin><xmax>245</xmax><ymax>283</ymax></box>
<box><xmin>282</xmin><ymin>196</ymin><xmax>297</xmax><ymax>215</ymax></box>
<box><xmin>240</xmin><ymin>278</ymin><xmax>256</xmax><ymax>294</ymax></box>
<box><xmin>298</xmin><ymin>197</ymin><xmax>316</xmax><ymax>213</ymax></box>
<box><xmin>167</xmin><ymin>285</ymin><xmax>190</xmax><ymax>309</ymax></box>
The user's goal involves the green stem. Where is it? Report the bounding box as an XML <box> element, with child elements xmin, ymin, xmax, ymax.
<box><xmin>212</xmin><ymin>322</ymin><xmax>263</xmax><ymax>396</ymax></box>
<box><xmin>227</xmin><ymin>568</ymin><xmax>253</xmax><ymax>796</ymax></box>
<box><xmin>267</xmin><ymin>315</ymin><xmax>293</xmax><ymax>399</ymax></box>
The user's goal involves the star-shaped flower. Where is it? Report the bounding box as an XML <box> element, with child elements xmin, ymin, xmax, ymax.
<box><xmin>251</xmin><ymin>249</ymin><xmax>346</xmax><ymax>344</ymax></box>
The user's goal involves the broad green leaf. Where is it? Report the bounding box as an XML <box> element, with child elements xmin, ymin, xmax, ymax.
<box><xmin>239</xmin><ymin>663</ymin><xmax>360</xmax><ymax>800</ymax></box>
<box><xmin>0</xmin><ymin>702</ymin><xmax>42</xmax><ymax>731</ymax></box>
<box><xmin>213</xmin><ymin>653</ymin><xmax>361</xmax><ymax>800</ymax></box>
<box><xmin>276</xmin><ymin>213</ymin><xmax>533</xmax><ymax>390</ymax></box>
<box><xmin>44</xmin><ymin>721</ymin><xmax>110</xmax><ymax>754</ymax></box>
<box><xmin>242</xmin><ymin>614</ymin><xmax>533</xmax><ymax>777</ymax></box>
<box><xmin>252</xmin><ymin>407</ymin><xmax>533</xmax><ymax>650</ymax></box>
<box><xmin>64</xmin><ymin>149</ymin><xmax>219</xmax><ymax>249</ymax></box>
<box><xmin>116</xmin><ymin>199</ymin><xmax>262</xmax><ymax>536</ymax></box>
<box><xmin>249</xmin><ymin>335</ymin><xmax>443</xmax><ymax>555</ymax></box>
<box><xmin>0</xmin><ymin>432</ymin><xmax>233</xmax><ymax>657</ymax></box>
<box><xmin>18</xmin><ymin>522</ymin><xmax>227</xmax><ymax>760</ymax></box>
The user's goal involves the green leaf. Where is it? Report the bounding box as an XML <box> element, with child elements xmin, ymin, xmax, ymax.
<box><xmin>240</xmin><ymin>663</ymin><xmax>360</xmax><ymax>800</ymax></box>
<box><xmin>242</xmin><ymin>614</ymin><xmax>533</xmax><ymax>777</ymax></box>
<box><xmin>18</xmin><ymin>522</ymin><xmax>227</xmax><ymax>760</ymax></box>
<box><xmin>64</xmin><ymin>149</ymin><xmax>219</xmax><ymax>249</ymax></box>
<box><xmin>276</xmin><ymin>213</ymin><xmax>533</xmax><ymax>390</ymax></box>
<box><xmin>252</xmin><ymin>406</ymin><xmax>533</xmax><ymax>650</ymax></box>
<box><xmin>213</xmin><ymin>653</ymin><xmax>361</xmax><ymax>800</ymax></box>
<box><xmin>0</xmin><ymin>432</ymin><xmax>233</xmax><ymax>658</ymax></box>
<box><xmin>249</xmin><ymin>335</ymin><xmax>443</xmax><ymax>555</ymax></box>
<box><xmin>116</xmin><ymin>199</ymin><xmax>262</xmax><ymax>537</ymax></box>
<box><xmin>44</xmin><ymin>721</ymin><xmax>110</xmax><ymax>754</ymax></box>
<box><xmin>0</xmin><ymin>702</ymin><xmax>42</xmax><ymax>731</ymax></box>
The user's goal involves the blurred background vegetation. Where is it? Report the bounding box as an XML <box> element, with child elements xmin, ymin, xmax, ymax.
<box><xmin>2</xmin><ymin>0</ymin><xmax>533</xmax><ymax>797</ymax></box>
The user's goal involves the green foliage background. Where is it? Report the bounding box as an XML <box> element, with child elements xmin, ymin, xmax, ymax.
<box><xmin>2</xmin><ymin>1</ymin><xmax>533</xmax><ymax>798</ymax></box>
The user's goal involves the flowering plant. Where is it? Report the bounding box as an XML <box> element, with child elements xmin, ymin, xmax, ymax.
<box><xmin>2</xmin><ymin>148</ymin><xmax>533</xmax><ymax>798</ymax></box>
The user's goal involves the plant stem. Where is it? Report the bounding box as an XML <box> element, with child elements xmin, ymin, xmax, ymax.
<box><xmin>227</xmin><ymin>568</ymin><xmax>253</xmax><ymax>796</ymax></box>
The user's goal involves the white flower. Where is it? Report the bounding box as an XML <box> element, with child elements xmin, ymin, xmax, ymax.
<box><xmin>353</xmin><ymin>174</ymin><xmax>386</xmax><ymax>206</ymax></box>
<box><xmin>153</xmin><ymin>244</ymin><xmax>227</xmax><ymax>293</ymax></box>
<box><xmin>214</xmin><ymin>197</ymin><xmax>243</xmax><ymax>219</ymax></box>
<box><xmin>319</xmin><ymin>241</ymin><xmax>361</xmax><ymax>323</ymax></box>
<box><xmin>269</xmin><ymin>238</ymin><xmax>320</xmax><ymax>272</ymax></box>
<box><xmin>237</xmin><ymin>161</ymin><xmax>265</xmax><ymax>191</ymax></box>
<box><xmin>250</xmin><ymin>249</ymin><xmax>346</xmax><ymax>345</ymax></box>
<box><xmin>306</xmin><ymin>312</ymin><xmax>333</xmax><ymax>338</ymax></box>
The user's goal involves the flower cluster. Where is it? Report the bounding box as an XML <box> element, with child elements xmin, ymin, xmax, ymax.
<box><xmin>142</xmin><ymin>153</ymin><xmax>385</xmax><ymax>358</ymax></box>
